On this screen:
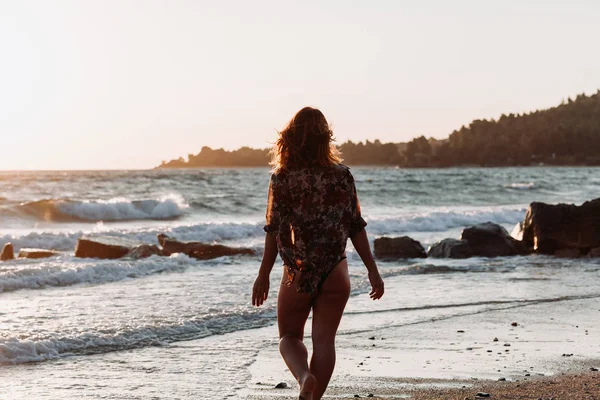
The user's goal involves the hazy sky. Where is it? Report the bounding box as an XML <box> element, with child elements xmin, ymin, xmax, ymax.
<box><xmin>1</xmin><ymin>1</ymin><xmax>598</xmax><ymax>170</ymax></box>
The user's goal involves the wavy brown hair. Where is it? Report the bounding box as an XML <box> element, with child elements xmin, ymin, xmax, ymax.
<box><xmin>270</xmin><ymin>107</ymin><xmax>342</xmax><ymax>171</ymax></box>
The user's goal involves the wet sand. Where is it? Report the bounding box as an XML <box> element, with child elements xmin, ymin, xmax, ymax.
<box><xmin>243</xmin><ymin>295</ymin><xmax>600</xmax><ymax>399</ymax></box>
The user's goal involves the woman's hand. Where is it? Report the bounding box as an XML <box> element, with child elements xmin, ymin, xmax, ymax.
<box><xmin>252</xmin><ymin>274</ymin><xmax>270</xmax><ymax>307</ymax></box>
<box><xmin>368</xmin><ymin>270</ymin><xmax>384</xmax><ymax>300</ymax></box>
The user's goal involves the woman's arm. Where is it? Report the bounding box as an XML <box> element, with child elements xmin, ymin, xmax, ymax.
<box><xmin>351</xmin><ymin>228</ymin><xmax>384</xmax><ymax>300</ymax></box>
<box><xmin>252</xmin><ymin>232</ymin><xmax>278</xmax><ymax>306</ymax></box>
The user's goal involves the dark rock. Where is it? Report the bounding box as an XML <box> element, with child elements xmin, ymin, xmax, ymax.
<box><xmin>498</xmin><ymin>377</ymin><xmax>506</xmax><ymax>381</ymax></box>
<box><xmin>17</xmin><ymin>248</ymin><xmax>61</xmax><ymax>259</ymax></box>
<box><xmin>126</xmin><ymin>244</ymin><xmax>163</xmax><ymax>259</ymax></box>
<box><xmin>590</xmin><ymin>367</ymin><xmax>598</xmax><ymax>372</ymax></box>
<box><xmin>368</xmin><ymin>336</ymin><xmax>375</xmax><ymax>340</ymax></box>
<box><xmin>476</xmin><ymin>393</ymin><xmax>490</xmax><ymax>398</ymax></box>
<box><xmin>428</xmin><ymin>239</ymin><xmax>473</xmax><ymax>259</ymax></box>
<box><xmin>367</xmin><ymin>395</ymin><xmax>374</xmax><ymax>398</ymax></box>
<box><xmin>461</xmin><ymin>222</ymin><xmax>529</xmax><ymax>257</ymax></box>
<box><xmin>157</xmin><ymin>234</ymin><xmax>254</xmax><ymax>260</ymax></box>
<box><xmin>511</xmin><ymin>322</ymin><xmax>518</xmax><ymax>327</ymax></box>
<box><xmin>493</xmin><ymin>337</ymin><xmax>499</xmax><ymax>342</ymax></box>
<box><xmin>522</xmin><ymin>199</ymin><xmax>600</xmax><ymax>255</ymax></box>
<box><xmin>274</xmin><ymin>382</ymin><xmax>288</xmax><ymax>389</ymax></box>
<box><xmin>1</xmin><ymin>243</ymin><xmax>15</xmax><ymax>261</ymax></box>
<box><xmin>457</xmin><ymin>330</ymin><xmax>465</xmax><ymax>333</ymax></box>
<box><xmin>589</xmin><ymin>247</ymin><xmax>600</xmax><ymax>257</ymax></box>
<box><xmin>75</xmin><ymin>236</ymin><xmax>143</xmax><ymax>259</ymax></box>
<box><xmin>373</xmin><ymin>236</ymin><xmax>426</xmax><ymax>259</ymax></box>
<box><xmin>554</xmin><ymin>248</ymin><xmax>582</xmax><ymax>258</ymax></box>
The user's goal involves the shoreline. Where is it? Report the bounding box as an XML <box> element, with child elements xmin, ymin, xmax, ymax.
<box><xmin>244</xmin><ymin>291</ymin><xmax>600</xmax><ymax>399</ymax></box>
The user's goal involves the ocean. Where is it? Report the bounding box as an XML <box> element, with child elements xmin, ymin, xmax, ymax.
<box><xmin>0</xmin><ymin>167</ymin><xmax>599</xmax><ymax>399</ymax></box>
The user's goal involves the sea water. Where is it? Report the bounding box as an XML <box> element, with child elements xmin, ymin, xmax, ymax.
<box><xmin>0</xmin><ymin>167</ymin><xmax>599</xmax><ymax>398</ymax></box>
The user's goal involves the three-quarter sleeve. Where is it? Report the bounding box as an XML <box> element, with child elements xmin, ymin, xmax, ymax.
<box><xmin>349</xmin><ymin>173</ymin><xmax>367</xmax><ymax>237</ymax></box>
<box><xmin>264</xmin><ymin>174</ymin><xmax>282</xmax><ymax>235</ymax></box>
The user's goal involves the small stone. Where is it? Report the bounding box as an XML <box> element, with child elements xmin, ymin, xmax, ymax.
<box><xmin>354</xmin><ymin>395</ymin><xmax>360</xmax><ymax>398</ymax></box>
<box><xmin>476</xmin><ymin>393</ymin><xmax>490</xmax><ymax>398</ymax></box>
<box><xmin>487</xmin><ymin>350</ymin><xmax>492</xmax><ymax>353</ymax></box>
<box><xmin>590</xmin><ymin>367</ymin><xmax>599</xmax><ymax>372</ymax></box>
<box><xmin>457</xmin><ymin>330</ymin><xmax>465</xmax><ymax>333</ymax></box>
<box><xmin>525</xmin><ymin>373</ymin><xmax>531</xmax><ymax>376</ymax></box>
<box><xmin>367</xmin><ymin>395</ymin><xmax>374</xmax><ymax>398</ymax></box>
<box><xmin>511</xmin><ymin>322</ymin><xmax>518</xmax><ymax>326</ymax></box>
<box><xmin>368</xmin><ymin>336</ymin><xmax>375</xmax><ymax>340</ymax></box>
<box><xmin>466</xmin><ymin>347</ymin><xmax>474</xmax><ymax>351</ymax></box>
<box><xmin>274</xmin><ymin>382</ymin><xmax>288</xmax><ymax>389</ymax></box>
<box><xmin>498</xmin><ymin>377</ymin><xmax>506</xmax><ymax>381</ymax></box>
<box><xmin>359</xmin><ymin>362</ymin><xmax>363</xmax><ymax>366</ymax></box>
<box><xmin>493</xmin><ymin>337</ymin><xmax>499</xmax><ymax>342</ymax></box>
<box><xmin>504</xmin><ymin>343</ymin><xmax>511</xmax><ymax>347</ymax></box>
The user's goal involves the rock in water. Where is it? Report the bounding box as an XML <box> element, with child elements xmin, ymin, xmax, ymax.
<box><xmin>428</xmin><ymin>239</ymin><xmax>473</xmax><ymax>258</ymax></box>
<box><xmin>461</xmin><ymin>222</ymin><xmax>529</xmax><ymax>257</ymax></box>
<box><xmin>157</xmin><ymin>234</ymin><xmax>255</xmax><ymax>260</ymax></box>
<box><xmin>522</xmin><ymin>199</ymin><xmax>600</xmax><ymax>255</ymax></box>
<box><xmin>75</xmin><ymin>236</ymin><xmax>143</xmax><ymax>259</ymax></box>
<box><xmin>126</xmin><ymin>244</ymin><xmax>163</xmax><ymax>259</ymax></box>
<box><xmin>588</xmin><ymin>247</ymin><xmax>600</xmax><ymax>257</ymax></box>
<box><xmin>554</xmin><ymin>248</ymin><xmax>582</xmax><ymax>258</ymax></box>
<box><xmin>374</xmin><ymin>236</ymin><xmax>427</xmax><ymax>259</ymax></box>
<box><xmin>1</xmin><ymin>243</ymin><xmax>15</xmax><ymax>261</ymax></box>
<box><xmin>18</xmin><ymin>248</ymin><xmax>61</xmax><ymax>259</ymax></box>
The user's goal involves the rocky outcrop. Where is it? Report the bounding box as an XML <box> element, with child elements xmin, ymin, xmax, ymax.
<box><xmin>75</xmin><ymin>236</ymin><xmax>143</xmax><ymax>259</ymax></box>
<box><xmin>522</xmin><ymin>199</ymin><xmax>600</xmax><ymax>255</ymax></box>
<box><xmin>374</xmin><ymin>236</ymin><xmax>426</xmax><ymax>259</ymax></box>
<box><xmin>18</xmin><ymin>248</ymin><xmax>61</xmax><ymax>259</ymax></box>
<box><xmin>1</xmin><ymin>243</ymin><xmax>15</xmax><ymax>261</ymax></box>
<box><xmin>429</xmin><ymin>222</ymin><xmax>529</xmax><ymax>258</ymax></box>
<box><xmin>428</xmin><ymin>239</ymin><xmax>473</xmax><ymax>259</ymax></box>
<box><xmin>157</xmin><ymin>234</ymin><xmax>255</xmax><ymax>260</ymax></box>
<box><xmin>126</xmin><ymin>244</ymin><xmax>163</xmax><ymax>259</ymax></box>
<box><xmin>461</xmin><ymin>222</ymin><xmax>529</xmax><ymax>257</ymax></box>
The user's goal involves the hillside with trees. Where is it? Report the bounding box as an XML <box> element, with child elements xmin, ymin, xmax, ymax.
<box><xmin>157</xmin><ymin>91</ymin><xmax>600</xmax><ymax>168</ymax></box>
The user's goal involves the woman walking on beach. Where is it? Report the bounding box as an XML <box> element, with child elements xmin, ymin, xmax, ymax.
<box><xmin>252</xmin><ymin>107</ymin><xmax>384</xmax><ymax>400</ymax></box>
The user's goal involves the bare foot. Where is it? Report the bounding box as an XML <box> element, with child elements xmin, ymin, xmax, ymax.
<box><xmin>299</xmin><ymin>373</ymin><xmax>316</xmax><ymax>400</ymax></box>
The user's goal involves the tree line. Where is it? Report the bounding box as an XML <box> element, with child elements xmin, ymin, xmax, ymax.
<box><xmin>157</xmin><ymin>91</ymin><xmax>600</xmax><ymax>168</ymax></box>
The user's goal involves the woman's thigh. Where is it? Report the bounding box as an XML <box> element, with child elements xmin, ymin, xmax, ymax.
<box><xmin>277</xmin><ymin>268</ymin><xmax>313</xmax><ymax>339</ymax></box>
<box><xmin>311</xmin><ymin>259</ymin><xmax>350</xmax><ymax>343</ymax></box>
<box><xmin>312</xmin><ymin>260</ymin><xmax>350</xmax><ymax>343</ymax></box>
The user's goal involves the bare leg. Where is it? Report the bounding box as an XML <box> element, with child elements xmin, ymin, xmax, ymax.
<box><xmin>277</xmin><ymin>269</ymin><xmax>316</xmax><ymax>399</ymax></box>
<box><xmin>310</xmin><ymin>260</ymin><xmax>351</xmax><ymax>400</ymax></box>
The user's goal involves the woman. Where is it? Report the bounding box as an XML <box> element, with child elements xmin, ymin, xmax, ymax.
<box><xmin>252</xmin><ymin>107</ymin><xmax>384</xmax><ymax>400</ymax></box>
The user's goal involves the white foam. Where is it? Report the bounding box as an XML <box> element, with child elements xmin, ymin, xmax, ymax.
<box><xmin>0</xmin><ymin>308</ymin><xmax>275</xmax><ymax>364</ymax></box>
<box><xmin>365</xmin><ymin>208</ymin><xmax>526</xmax><ymax>235</ymax></box>
<box><xmin>505</xmin><ymin>182</ymin><xmax>536</xmax><ymax>190</ymax></box>
<box><xmin>57</xmin><ymin>195</ymin><xmax>188</xmax><ymax>221</ymax></box>
<box><xmin>0</xmin><ymin>221</ymin><xmax>264</xmax><ymax>252</ymax></box>
<box><xmin>0</xmin><ymin>254</ymin><xmax>194</xmax><ymax>293</ymax></box>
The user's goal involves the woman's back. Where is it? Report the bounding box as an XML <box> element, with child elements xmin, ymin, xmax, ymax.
<box><xmin>265</xmin><ymin>164</ymin><xmax>366</xmax><ymax>295</ymax></box>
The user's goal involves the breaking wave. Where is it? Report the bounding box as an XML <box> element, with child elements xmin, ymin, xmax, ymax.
<box><xmin>2</xmin><ymin>196</ymin><xmax>188</xmax><ymax>222</ymax></box>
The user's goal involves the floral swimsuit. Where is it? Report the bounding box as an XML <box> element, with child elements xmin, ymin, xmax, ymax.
<box><xmin>264</xmin><ymin>164</ymin><xmax>367</xmax><ymax>296</ymax></box>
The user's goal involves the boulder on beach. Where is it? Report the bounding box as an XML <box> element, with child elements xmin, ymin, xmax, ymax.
<box><xmin>461</xmin><ymin>222</ymin><xmax>529</xmax><ymax>257</ymax></box>
<box><xmin>75</xmin><ymin>236</ymin><xmax>143</xmax><ymax>259</ymax></box>
<box><xmin>18</xmin><ymin>248</ymin><xmax>62</xmax><ymax>259</ymax></box>
<box><xmin>522</xmin><ymin>199</ymin><xmax>600</xmax><ymax>254</ymax></box>
<box><xmin>126</xmin><ymin>244</ymin><xmax>163</xmax><ymax>259</ymax></box>
<box><xmin>1</xmin><ymin>243</ymin><xmax>15</xmax><ymax>261</ymax></box>
<box><xmin>428</xmin><ymin>238</ymin><xmax>473</xmax><ymax>259</ymax></box>
<box><xmin>157</xmin><ymin>234</ymin><xmax>255</xmax><ymax>260</ymax></box>
<box><xmin>374</xmin><ymin>236</ymin><xmax>427</xmax><ymax>259</ymax></box>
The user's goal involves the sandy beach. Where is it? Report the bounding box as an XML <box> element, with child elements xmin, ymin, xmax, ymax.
<box><xmin>243</xmin><ymin>294</ymin><xmax>600</xmax><ymax>399</ymax></box>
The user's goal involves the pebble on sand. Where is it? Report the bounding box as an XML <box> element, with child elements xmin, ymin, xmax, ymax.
<box><xmin>274</xmin><ymin>382</ymin><xmax>288</xmax><ymax>389</ymax></box>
